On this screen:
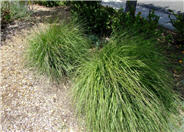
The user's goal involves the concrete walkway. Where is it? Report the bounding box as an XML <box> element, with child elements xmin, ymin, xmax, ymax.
<box><xmin>102</xmin><ymin>0</ymin><xmax>184</xmax><ymax>30</ymax></box>
<box><xmin>138</xmin><ymin>0</ymin><xmax>184</xmax><ymax>13</ymax></box>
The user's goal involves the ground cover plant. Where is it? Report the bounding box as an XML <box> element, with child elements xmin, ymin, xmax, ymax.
<box><xmin>26</xmin><ymin>20</ymin><xmax>90</xmax><ymax>81</ymax></box>
<box><xmin>68</xmin><ymin>1</ymin><xmax>115</xmax><ymax>36</ymax></box>
<box><xmin>168</xmin><ymin>10</ymin><xmax>184</xmax><ymax>47</ymax></box>
<box><xmin>72</xmin><ymin>31</ymin><xmax>180</xmax><ymax>132</ymax></box>
<box><xmin>67</xmin><ymin>1</ymin><xmax>160</xmax><ymax>38</ymax></box>
<box><xmin>1</xmin><ymin>1</ymin><xmax>31</xmax><ymax>29</ymax></box>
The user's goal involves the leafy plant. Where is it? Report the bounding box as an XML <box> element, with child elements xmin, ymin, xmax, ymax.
<box><xmin>112</xmin><ymin>9</ymin><xmax>160</xmax><ymax>37</ymax></box>
<box><xmin>73</xmin><ymin>31</ymin><xmax>180</xmax><ymax>132</ymax></box>
<box><xmin>88</xmin><ymin>34</ymin><xmax>101</xmax><ymax>48</ymax></box>
<box><xmin>67</xmin><ymin>1</ymin><xmax>160</xmax><ymax>37</ymax></box>
<box><xmin>146</xmin><ymin>10</ymin><xmax>160</xmax><ymax>30</ymax></box>
<box><xmin>168</xmin><ymin>10</ymin><xmax>184</xmax><ymax>45</ymax></box>
<box><xmin>10</xmin><ymin>1</ymin><xmax>31</xmax><ymax>20</ymax></box>
<box><xmin>1</xmin><ymin>2</ymin><xmax>11</xmax><ymax>25</ymax></box>
<box><xmin>1</xmin><ymin>1</ymin><xmax>31</xmax><ymax>29</ymax></box>
<box><xmin>169</xmin><ymin>10</ymin><xmax>184</xmax><ymax>36</ymax></box>
<box><xmin>25</xmin><ymin>20</ymin><xmax>90</xmax><ymax>81</ymax></box>
<box><xmin>68</xmin><ymin>1</ymin><xmax>115</xmax><ymax>36</ymax></box>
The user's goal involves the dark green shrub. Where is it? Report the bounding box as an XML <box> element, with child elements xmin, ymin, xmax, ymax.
<box><xmin>26</xmin><ymin>21</ymin><xmax>90</xmax><ymax>80</ymax></box>
<box><xmin>68</xmin><ymin>1</ymin><xmax>160</xmax><ymax>37</ymax></box>
<box><xmin>1</xmin><ymin>1</ymin><xmax>31</xmax><ymax>29</ymax></box>
<box><xmin>169</xmin><ymin>10</ymin><xmax>184</xmax><ymax>36</ymax></box>
<box><xmin>169</xmin><ymin>10</ymin><xmax>184</xmax><ymax>45</ymax></box>
<box><xmin>1</xmin><ymin>2</ymin><xmax>11</xmax><ymax>27</ymax></box>
<box><xmin>146</xmin><ymin>10</ymin><xmax>160</xmax><ymax>31</ymax></box>
<box><xmin>73</xmin><ymin>32</ymin><xmax>179</xmax><ymax>132</ymax></box>
<box><xmin>68</xmin><ymin>1</ymin><xmax>115</xmax><ymax>36</ymax></box>
<box><xmin>112</xmin><ymin>9</ymin><xmax>160</xmax><ymax>37</ymax></box>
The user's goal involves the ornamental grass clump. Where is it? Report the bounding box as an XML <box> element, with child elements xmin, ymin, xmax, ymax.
<box><xmin>26</xmin><ymin>21</ymin><xmax>90</xmax><ymax>80</ymax></box>
<box><xmin>73</xmin><ymin>32</ymin><xmax>180</xmax><ymax>132</ymax></box>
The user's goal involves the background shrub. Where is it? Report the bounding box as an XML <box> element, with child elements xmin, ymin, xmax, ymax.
<box><xmin>1</xmin><ymin>1</ymin><xmax>31</xmax><ymax>29</ymax></box>
<box><xmin>26</xmin><ymin>20</ymin><xmax>90</xmax><ymax>80</ymax></box>
<box><xmin>112</xmin><ymin>9</ymin><xmax>160</xmax><ymax>37</ymax></box>
<box><xmin>67</xmin><ymin>1</ymin><xmax>160</xmax><ymax>37</ymax></box>
<box><xmin>73</xmin><ymin>32</ymin><xmax>179</xmax><ymax>132</ymax></box>
<box><xmin>169</xmin><ymin>10</ymin><xmax>184</xmax><ymax>45</ymax></box>
<box><xmin>1</xmin><ymin>2</ymin><xmax>11</xmax><ymax>27</ymax></box>
<box><xmin>68</xmin><ymin>1</ymin><xmax>115</xmax><ymax>36</ymax></box>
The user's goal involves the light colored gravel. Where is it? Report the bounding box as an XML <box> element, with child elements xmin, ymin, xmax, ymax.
<box><xmin>0</xmin><ymin>6</ymin><xmax>83</xmax><ymax>132</ymax></box>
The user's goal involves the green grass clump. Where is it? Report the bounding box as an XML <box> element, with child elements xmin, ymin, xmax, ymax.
<box><xmin>73</xmin><ymin>32</ymin><xmax>180</xmax><ymax>132</ymax></box>
<box><xmin>1</xmin><ymin>1</ymin><xmax>31</xmax><ymax>29</ymax></box>
<box><xmin>26</xmin><ymin>21</ymin><xmax>90</xmax><ymax>80</ymax></box>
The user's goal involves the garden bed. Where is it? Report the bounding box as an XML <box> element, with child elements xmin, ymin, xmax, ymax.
<box><xmin>1</xmin><ymin>2</ymin><xmax>184</xmax><ymax>132</ymax></box>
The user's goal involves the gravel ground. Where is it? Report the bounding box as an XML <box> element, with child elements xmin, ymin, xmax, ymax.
<box><xmin>0</xmin><ymin>5</ymin><xmax>83</xmax><ymax>132</ymax></box>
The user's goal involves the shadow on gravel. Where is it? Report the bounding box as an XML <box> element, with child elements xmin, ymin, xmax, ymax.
<box><xmin>1</xmin><ymin>5</ymin><xmax>70</xmax><ymax>43</ymax></box>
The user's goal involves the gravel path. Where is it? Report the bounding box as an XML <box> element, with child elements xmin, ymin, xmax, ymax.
<box><xmin>0</xmin><ymin>5</ymin><xmax>82</xmax><ymax>132</ymax></box>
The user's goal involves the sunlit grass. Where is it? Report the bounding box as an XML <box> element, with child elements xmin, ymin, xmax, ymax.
<box><xmin>73</xmin><ymin>32</ymin><xmax>180</xmax><ymax>132</ymax></box>
<box><xmin>25</xmin><ymin>20</ymin><xmax>90</xmax><ymax>80</ymax></box>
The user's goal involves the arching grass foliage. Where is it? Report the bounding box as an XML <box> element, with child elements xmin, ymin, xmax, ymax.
<box><xmin>73</xmin><ymin>32</ymin><xmax>180</xmax><ymax>132</ymax></box>
<box><xmin>26</xmin><ymin>21</ymin><xmax>90</xmax><ymax>80</ymax></box>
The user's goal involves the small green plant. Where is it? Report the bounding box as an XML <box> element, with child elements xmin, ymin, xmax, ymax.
<box><xmin>26</xmin><ymin>20</ymin><xmax>90</xmax><ymax>80</ymax></box>
<box><xmin>88</xmin><ymin>34</ymin><xmax>101</xmax><ymax>48</ymax></box>
<box><xmin>1</xmin><ymin>2</ymin><xmax>11</xmax><ymax>25</ymax></box>
<box><xmin>10</xmin><ymin>2</ymin><xmax>31</xmax><ymax>20</ymax></box>
<box><xmin>67</xmin><ymin>1</ymin><xmax>160</xmax><ymax>37</ymax></box>
<box><xmin>112</xmin><ymin>9</ymin><xmax>160</xmax><ymax>37</ymax></box>
<box><xmin>169</xmin><ymin>10</ymin><xmax>184</xmax><ymax>36</ymax></box>
<box><xmin>73</xmin><ymin>32</ymin><xmax>180</xmax><ymax>132</ymax></box>
<box><xmin>68</xmin><ymin>1</ymin><xmax>115</xmax><ymax>36</ymax></box>
<box><xmin>140</xmin><ymin>10</ymin><xmax>160</xmax><ymax>36</ymax></box>
<box><xmin>168</xmin><ymin>10</ymin><xmax>184</xmax><ymax>45</ymax></box>
<box><xmin>1</xmin><ymin>1</ymin><xmax>31</xmax><ymax>29</ymax></box>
